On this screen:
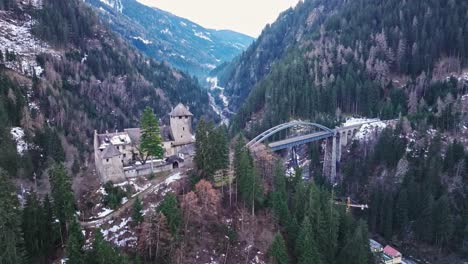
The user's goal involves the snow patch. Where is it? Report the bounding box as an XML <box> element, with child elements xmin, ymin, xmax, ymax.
<box><xmin>165</xmin><ymin>172</ymin><xmax>182</xmax><ymax>185</ymax></box>
<box><xmin>97</xmin><ymin>208</ymin><xmax>114</xmax><ymax>218</ymax></box>
<box><xmin>99</xmin><ymin>0</ymin><xmax>123</xmax><ymax>12</ymax></box>
<box><xmin>10</xmin><ymin>127</ymin><xmax>28</xmax><ymax>155</ymax></box>
<box><xmin>160</xmin><ymin>28</ymin><xmax>172</xmax><ymax>36</ymax></box>
<box><xmin>342</xmin><ymin>117</ymin><xmax>381</xmax><ymax>127</ymax></box>
<box><xmin>354</xmin><ymin>121</ymin><xmax>387</xmax><ymax>141</ymax></box>
<box><xmin>0</xmin><ymin>11</ymin><xmax>58</xmax><ymax>77</ymax></box>
<box><xmin>193</xmin><ymin>31</ymin><xmax>213</xmax><ymax>42</ymax></box>
<box><xmin>132</xmin><ymin>36</ymin><xmax>152</xmax><ymax>45</ymax></box>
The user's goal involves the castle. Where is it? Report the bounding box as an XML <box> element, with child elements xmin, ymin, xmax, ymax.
<box><xmin>94</xmin><ymin>103</ymin><xmax>194</xmax><ymax>183</ymax></box>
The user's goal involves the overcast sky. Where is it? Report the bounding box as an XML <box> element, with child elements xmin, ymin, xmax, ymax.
<box><xmin>136</xmin><ymin>0</ymin><xmax>301</xmax><ymax>37</ymax></box>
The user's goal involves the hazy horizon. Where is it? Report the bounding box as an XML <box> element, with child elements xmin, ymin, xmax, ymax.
<box><xmin>136</xmin><ymin>0</ymin><xmax>301</xmax><ymax>37</ymax></box>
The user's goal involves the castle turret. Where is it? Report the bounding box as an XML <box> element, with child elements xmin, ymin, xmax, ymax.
<box><xmin>169</xmin><ymin>103</ymin><xmax>193</xmax><ymax>146</ymax></box>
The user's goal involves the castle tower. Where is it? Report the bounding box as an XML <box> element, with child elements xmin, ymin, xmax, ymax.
<box><xmin>169</xmin><ymin>103</ymin><xmax>194</xmax><ymax>146</ymax></box>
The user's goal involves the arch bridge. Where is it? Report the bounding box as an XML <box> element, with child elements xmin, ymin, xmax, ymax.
<box><xmin>247</xmin><ymin>119</ymin><xmax>385</xmax><ymax>183</ymax></box>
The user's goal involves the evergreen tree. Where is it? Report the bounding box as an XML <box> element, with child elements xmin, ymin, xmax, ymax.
<box><xmin>295</xmin><ymin>216</ymin><xmax>321</xmax><ymax>264</ymax></box>
<box><xmin>42</xmin><ymin>195</ymin><xmax>58</xmax><ymax>257</ymax></box>
<box><xmin>271</xmin><ymin>163</ymin><xmax>289</xmax><ymax>225</ymax></box>
<box><xmin>49</xmin><ymin>163</ymin><xmax>75</xmax><ymax>244</ymax></box>
<box><xmin>235</xmin><ymin>145</ymin><xmax>263</xmax><ymax>215</ymax></box>
<box><xmin>395</xmin><ymin>188</ymin><xmax>409</xmax><ymax>233</ymax></box>
<box><xmin>132</xmin><ymin>197</ymin><xmax>143</xmax><ymax>224</ymax></box>
<box><xmin>157</xmin><ymin>193</ymin><xmax>182</xmax><ymax>236</ymax></box>
<box><xmin>194</xmin><ymin>118</ymin><xmax>209</xmax><ymax>174</ymax></box>
<box><xmin>66</xmin><ymin>219</ymin><xmax>85</xmax><ymax>264</ymax></box>
<box><xmin>0</xmin><ymin>168</ymin><xmax>25</xmax><ymax>263</ymax></box>
<box><xmin>139</xmin><ymin>106</ymin><xmax>164</xmax><ymax>163</ymax></box>
<box><xmin>87</xmin><ymin>230</ymin><xmax>127</xmax><ymax>264</ymax></box>
<box><xmin>268</xmin><ymin>233</ymin><xmax>289</xmax><ymax>264</ymax></box>
<box><xmin>194</xmin><ymin>120</ymin><xmax>228</xmax><ymax>179</ymax></box>
<box><xmin>337</xmin><ymin>220</ymin><xmax>371</xmax><ymax>264</ymax></box>
<box><xmin>433</xmin><ymin>195</ymin><xmax>453</xmax><ymax>248</ymax></box>
<box><xmin>211</xmin><ymin>125</ymin><xmax>229</xmax><ymax>173</ymax></box>
<box><xmin>22</xmin><ymin>191</ymin><xmax>45</xmax><ymax>262</ymax></box>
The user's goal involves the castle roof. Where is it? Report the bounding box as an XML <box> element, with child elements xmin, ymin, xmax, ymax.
<box><xmin>101</xmin><ymin>144</ymin><xmax>121</xmax><ymax>159</ymax></box>
<box><xmin>170</xmin><ymin>103</ymin><xmax>193</xmax><ymax>117</ymax></box>
<box><xmin>124</xmin><ymin>128</ymin><xmax>141</xmax><ymax>145</ymax></box>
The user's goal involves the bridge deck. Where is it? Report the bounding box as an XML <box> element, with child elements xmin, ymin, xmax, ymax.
<box><xmin>268</xmin><ymin>131</ymin><xmax>334</xmax><ymax>151</ymax></box>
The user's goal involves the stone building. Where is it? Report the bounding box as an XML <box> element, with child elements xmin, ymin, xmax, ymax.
<box><xmin>170</xmin><ymin>103</ymin><xmax>194</xmax><ymax>146</ymax></box>
<box><xmin>94</xmin><ymin>103</ymin><xmax>194</xmax><ymax>183</ymax></box>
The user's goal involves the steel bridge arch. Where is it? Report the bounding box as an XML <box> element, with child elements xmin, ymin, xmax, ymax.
<box><xmin>246</xmin><ymin>121</ymin><xmax>335</xmax><ymax>148</ymax></box>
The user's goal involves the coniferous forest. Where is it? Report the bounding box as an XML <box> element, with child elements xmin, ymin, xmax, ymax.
<box><xmin>1</xmin><ymin>0</ymin><xmax>468</xmax><ymax>263</ymax></box>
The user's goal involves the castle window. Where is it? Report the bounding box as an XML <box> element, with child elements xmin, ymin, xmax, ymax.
<box><xmin>179</xmin><ymin>116</ymin><xmax>182</xmax><ymax>119</ymax></box>
<box><xmin>123</xmin><ymin>154</ymin><xmax>126</xmax><ymax>158</ymax></box>
<box><xmin>183</xmin><ymin>127</ymin><xmax>185</xmax><ymax>131</ymax></box>
<box><xmin>116</xmin><ymin>146</ymin><xmax>119</xmax><ymax>150</ymax></box>
<box><xmin>106</xmin><ymin>158</ymin><xmax>109</xmax><ymax>162</ymax></box>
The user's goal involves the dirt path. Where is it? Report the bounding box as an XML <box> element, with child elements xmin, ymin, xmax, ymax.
<box><xmin>80</xmin><ymin>170</ymin><xmax>184</xmax><ymax>228</ymax></box>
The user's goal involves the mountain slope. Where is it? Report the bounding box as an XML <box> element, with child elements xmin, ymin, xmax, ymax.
<box><xmin>214</xmin><ymin>0</ymin><xmax>468</xmax><ymax>261</ymax></box>
<box><xmin>85</xmin><ymin>0</ymin><xmax>254</xmax><ymax>78</ymax></box>
<box><xmin>216</xmin><ymin>0</ymin><xmax>468</xmax><ymax>133</ymax></box>
<box><xmin>0</xmin><ymin>0</ymin><xmax>214</xmax><ymax>184</ymax></box>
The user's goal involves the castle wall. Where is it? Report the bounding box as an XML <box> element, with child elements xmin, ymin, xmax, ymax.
<box><xmin>163</xmin><ymin>141</ymin><xmax>175</xmax><ymax>156</ymax></box>
<box><xmin>114</xmin><ymin>144</ymin><xmax>134</xmax><ymax>165</ymax></box>
<box><xmin>124</xmin><ymin>162</ymin><xmax>173</xmax><ymax>178</ymax></box>
<box><xmin>94</xmin><ymin>131</ymin><xmax>105</xmax><ymax>181</ymax></box>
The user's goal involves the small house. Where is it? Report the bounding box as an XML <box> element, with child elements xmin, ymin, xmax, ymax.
<box><xmin>382</xmin><ymin>245</ymin><xmax>402</xmax><ymax>264</ymax></box>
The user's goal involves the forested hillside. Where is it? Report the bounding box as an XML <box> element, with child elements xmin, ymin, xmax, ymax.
<box><xmin>0</xmin><ymin>0</ymin><xmax>214</xmax><ymax>181</ymax></box>
<box><xmin>216</xmin><ymin>0</ymin><xmax>468</xmax><ymax>134</ymax></box>
<box><xmin>215</xmin><ymin>0</ymin><xmax>468</xmax><ymax>262</ymax></box>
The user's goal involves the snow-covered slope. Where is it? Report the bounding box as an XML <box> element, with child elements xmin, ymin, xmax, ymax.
<box><xmin>85</xmin><ymin>0</ymin><xmax>254</xmax><ymax>79</ymax></box>
<box><xmin>0</xmin><ymin>10</ymin><xmax>57</xmax><ymax>76</ymax></box>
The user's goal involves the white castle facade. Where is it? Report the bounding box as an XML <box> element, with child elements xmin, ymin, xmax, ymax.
<box><xmin>94</xmin><ymin>103</ymin><xmax>194</xmax><ymax>183</ymax></box>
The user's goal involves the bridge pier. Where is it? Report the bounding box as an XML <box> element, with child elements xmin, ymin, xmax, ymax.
<box><xmin>323</xmin><ymin>135</ymin><xmax>337</xmax><ymax>183</ymax></box>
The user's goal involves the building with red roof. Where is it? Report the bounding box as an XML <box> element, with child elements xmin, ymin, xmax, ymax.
<box><xmin>382</xmin><ymin>245</ymin><xmax>402</xmax><ymax>264</ymax></box>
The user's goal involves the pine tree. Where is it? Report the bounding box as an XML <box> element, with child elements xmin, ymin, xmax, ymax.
<box><xmin>0</xmin><ymin>168</ymin><xmax>25</xmax><ymax>263</ymax></box>
<box><xmin>194</xmin><ymin>119</ymin><xmax>228</xmax><ymax>179</ymax></box>
<box><xmin>211</xmin><ymin>125</ymin><xmax>229</xmax><ymax>173</ymax></box>
<box><xmin>235</xmin><ymin>146</ymin><xmax>263</xmax><ymax>215</ymax></box>
<box><xmin>268</xmin><ymin>233</ymin><xmax>289</xmax><ymax>264</ymax></box>
<box><xmin>49</xmin><ymin>163</ymin><xmax>76</xmax><ymax>244</ymax></box>
<box><xmin>42</xmin><ymin>195</ymin><xmax>58</xmax><ymax>257</ymax></box>
<box><xmin>87</xmin><ymin>230</ymin><xmax>125</xmax><ymax>264</ymax></box>
<box><xmin>139</xmin><ymin>106</ymin><xmax>164</xmax><ymax>163</ymax></box>
<box><xmin>157</xmin><ymin>193</ymin><xmax>182</xmax><ymax>236</ymax></box>
<box><xmin>194</xmin><ymin>118</ymin><xmax>208</xmax><ymax>174</ymax></box>
<box><xmin>295</xmin><ymin>216</ymin><xmax>321</xmax><ymax>264</ymax></box>
<box><xmin>395</xmin><ymin>188</ymin><xmax>409</xmax><ymax>233</ymax></box>
<box><xmin>132</xmin><ymin>197</ymin><xmax>143</xmax><ymax>224</ymax></box>
<box><xmin>22</xmin><ymin>191</ymin><xmax>45</xmax><ymax>262</ymax></box>
<box><xmin>337</xmin><ymin>220</ymin><xmax>371</xmax><ymax>264</ymax></box>
<box><xmin>433</xmin><ymin>195</ymin><xmax>453</xmax><ymax>248</ymax></box>
<box><xmin>66</xmin><ymin>220</ymin><xmax>85</xmax><ymax>264</ymax></box>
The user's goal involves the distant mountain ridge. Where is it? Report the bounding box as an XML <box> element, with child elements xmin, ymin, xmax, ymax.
<box><xmin>85</xmin><ymin>0</ymin><xmax>254</xmax><ymax>78</ymax></box>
